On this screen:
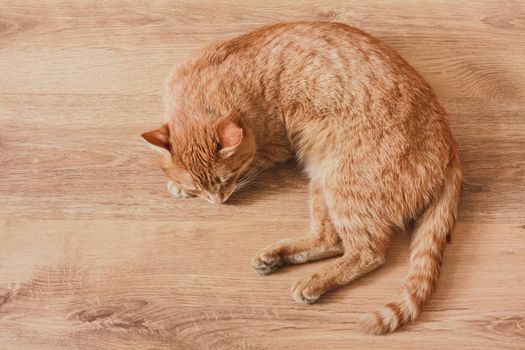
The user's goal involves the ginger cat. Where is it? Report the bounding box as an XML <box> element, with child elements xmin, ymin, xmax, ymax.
<box><xmin>142</xmin><ymin>22</ymin><xmax>462</xmax><ymax>334</ymax></box>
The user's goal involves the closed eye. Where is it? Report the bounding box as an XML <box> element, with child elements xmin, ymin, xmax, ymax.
<box><xmin>183</xmin><ymin>189</ymin><xmax>200</xmax><ymax>196</ymax></box>
<box><xmin>178</xmin><ymin>182</ymin><xmax>199</xmax><ymax>192</ymax></box>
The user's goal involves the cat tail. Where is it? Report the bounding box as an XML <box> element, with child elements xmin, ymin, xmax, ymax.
<box><xmin>359</xmin><ymin>153</ymin><xmax>462</xmax><ymax>334</ymax></box>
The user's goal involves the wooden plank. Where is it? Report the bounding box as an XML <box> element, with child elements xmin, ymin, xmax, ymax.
<box><xmin>1</xmin><ymin>95</ymin><xmax>523</xmax><ymax>223</ymax></box>
<box><xmin>1</xmin><ymin>0</ymin><xmax>524</xmax><ymax>349</ymax></box>
<box><xmin>0</xmin><ymin>221</ymin><xmax>523</xmax><ymax>349</ymax></box>
<box><xmin>0</xmin><ymin>1</ymin><xmax>523</xmax><ymax>98</ymax></box>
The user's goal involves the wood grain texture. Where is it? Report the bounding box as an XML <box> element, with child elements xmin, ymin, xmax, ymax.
<box><xmin>1</xmin><ymin>1</ymin><xmax>524</xmax><ymax>349</ymax></box>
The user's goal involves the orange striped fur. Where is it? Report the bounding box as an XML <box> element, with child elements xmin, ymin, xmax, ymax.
<box><xmin>142</xmin><ymin>22</ymin><xmax>462</xmax><ymax>334</ymax></box>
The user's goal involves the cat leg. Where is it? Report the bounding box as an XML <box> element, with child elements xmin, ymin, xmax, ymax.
<box><xmin>290</xmin><ymin>163</ymin><xmax>394</xmax><ymax>303</ymax></box>
<box><xmin>291</xmin><ymin>218</ymin><xmax>391</xmax><ymax>304</ymax></box>
<box><xmin>252</xmin><ymin>180</ymin><xmax>343</xmax><ymax>275</ymax></box>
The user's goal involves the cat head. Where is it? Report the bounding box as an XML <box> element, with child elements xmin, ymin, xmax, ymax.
<box><xmin>142</xmin><ymin>113</ymin><xmax>256</xmax><ymax>204</ymax></box>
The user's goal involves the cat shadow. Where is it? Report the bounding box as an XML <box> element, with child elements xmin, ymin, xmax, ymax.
<box><xmin>226</xmin><ymin>161</ymin><xmax>308</xmax><ymax>206</ymax></box>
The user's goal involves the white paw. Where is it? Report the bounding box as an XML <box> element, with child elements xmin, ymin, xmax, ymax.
<box><xmin>167</xmin><ymin>180</ymin><xmax>194</xmax><ymax>199</ymax></box>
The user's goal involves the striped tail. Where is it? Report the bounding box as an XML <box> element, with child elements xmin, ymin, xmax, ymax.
<box><xmin>359</xmin><ymin>155</ymin><xmax>462</xmax><ymax>334</ymax></box>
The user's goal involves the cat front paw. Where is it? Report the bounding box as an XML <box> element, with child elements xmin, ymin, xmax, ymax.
<box><xmin>251</xmin><ymin>250</ymin><xmax>283</xmax><ymax>275</ymax></box>
<box><xmin>291</xmin><ymin>274</ymin><xmax>322</xmax><ymax>304</ymax></box>
<box><xmin>167</xmin><ymin>180</ymin><xmax>196</xmax><ymax>199</ymax></box>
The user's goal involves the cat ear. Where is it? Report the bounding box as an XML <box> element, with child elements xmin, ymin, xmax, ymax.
<box><xmin>142</xmin><ymin>124</ymin><xmax>170</xmax><ymax>153</ymax></box>
<box><xmin>216</xmin><ymin>113</ymin><xmax>243</xmax><ymax>156</ymax></box>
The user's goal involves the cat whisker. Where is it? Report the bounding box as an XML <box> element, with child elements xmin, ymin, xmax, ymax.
<box><xmin>235</xmin><ymin>168</ymin><xmax>263</xmax><ymax>192</ymax></box>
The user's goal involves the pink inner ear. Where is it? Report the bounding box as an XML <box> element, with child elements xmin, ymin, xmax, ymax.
<box><xmin>219</xmin><ymin>121</ymin><xmax>243</xmax><ymax>148</ymax></box>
